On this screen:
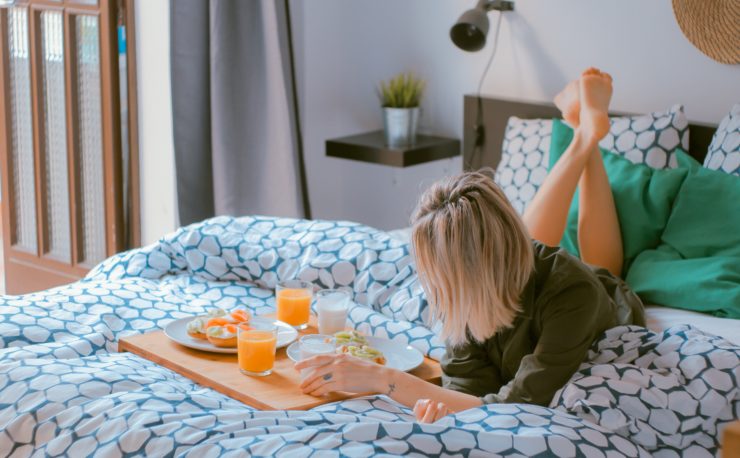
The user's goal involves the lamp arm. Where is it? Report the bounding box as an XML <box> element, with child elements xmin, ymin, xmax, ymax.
<box><xmin>480</xmin><ymin>0</ymin><xmax>514</xmax><ymax>12</ymax></box>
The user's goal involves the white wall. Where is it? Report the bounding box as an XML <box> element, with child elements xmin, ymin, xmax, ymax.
<box><xmin>292</xmin><ymin>0</ymin><xmax>462</xmax><ymax>231</ymax></box>
<box><xmin>135</xmin><ymin>0</ymin><xmax>177</xmax><ymax>245</ymax></box>
<box><xmin>136</xmin><ymin>0</ymin><xmax>740</xmax><ymax>239</ymax></box>
<box><xmin>295</xmin><ymin>0</ymin><xmax>740</xmax><ymax>230</ymax></box>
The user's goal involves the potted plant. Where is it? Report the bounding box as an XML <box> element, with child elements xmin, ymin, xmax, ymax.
<box><xmin>379</xmin><ymin>72</ymin><xmax>425</xmax><ymax>148</ymax></box>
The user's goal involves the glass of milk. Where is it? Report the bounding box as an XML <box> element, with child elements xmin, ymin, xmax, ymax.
<box><xmin>299</xmin><ymin>334</ymin><xmax>336</xmax><ymax>380</ymax></box>
<box><xmin>315</xmin><ymin>289</ymin><xmax>350</xmax><ymax>335</ymax></box>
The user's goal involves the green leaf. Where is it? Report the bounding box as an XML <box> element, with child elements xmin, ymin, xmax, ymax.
<box><xmin>377</xmin><ymin>72</ymin><xmax>425</xmax><ymax>108</ymax></box>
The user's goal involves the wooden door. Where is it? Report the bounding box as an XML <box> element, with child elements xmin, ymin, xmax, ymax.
<box><xmin>0</xmin><ymin>0</ymin><xmax>139</xmax><ymax>294</ymax></box>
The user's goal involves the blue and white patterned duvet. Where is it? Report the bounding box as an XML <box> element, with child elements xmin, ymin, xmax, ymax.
<box><xmin>0</xmin><ymin>216</ymin><xmax>737</xmax><ymax>457</ymax></box>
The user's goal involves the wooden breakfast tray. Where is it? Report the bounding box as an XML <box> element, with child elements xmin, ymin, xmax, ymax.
<box><xmin>118</xmin><ymin>318</ymin><xmax>442</xmax><ymax>411</ymax></box>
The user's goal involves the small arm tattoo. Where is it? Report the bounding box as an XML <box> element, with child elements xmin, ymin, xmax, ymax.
<box><xmin>386</xmin><ymin>382</ymin><xmax>396</xmax><ymax>395</ymax></box>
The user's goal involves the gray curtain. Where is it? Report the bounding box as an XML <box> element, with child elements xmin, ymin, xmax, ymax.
<box><xmin>170</xmin><ymin>0</ymin><xmax>310</xmax><ymax>225</ymax></box>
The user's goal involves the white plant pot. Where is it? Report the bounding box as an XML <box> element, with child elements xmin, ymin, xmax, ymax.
<box><xmin>383</xmin><ymin>107</ymin><xmax>420</xmax><ymax>148</ymax></box>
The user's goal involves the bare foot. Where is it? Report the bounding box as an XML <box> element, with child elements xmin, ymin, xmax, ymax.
<box><xmin>578</xmin><ymin>67</ymin><xmax>612</xmax><ymax>142</ymax></box>
<box><xmin>554</xmin><ymin>79</ymin><xmax>580</xmax><ymax>128</ymax></box>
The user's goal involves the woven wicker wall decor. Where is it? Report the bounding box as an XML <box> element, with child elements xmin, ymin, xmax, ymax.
<box><xmin>672</xmin><ymin>0</ymin><xmax>740</xmax><ymax>65</ymax></box>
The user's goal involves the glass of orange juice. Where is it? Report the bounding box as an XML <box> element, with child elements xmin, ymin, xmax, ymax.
<box><xmin>276</xmin><ymin>280</ymin><xmax>313</xmax><ymax>330</ymax></box>
<box><xmin>237</xmin><ymin>318</ymin><xmax>278</xmax><ymax>376</ymax></box>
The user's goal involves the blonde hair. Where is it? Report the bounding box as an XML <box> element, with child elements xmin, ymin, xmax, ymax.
<box><xmin>411</xmin><ymin>170</ymin><xmax>534</xmax><ymax>347</ymax></box>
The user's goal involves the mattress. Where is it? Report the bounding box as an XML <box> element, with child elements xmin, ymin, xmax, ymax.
<box><xmin>645</xmin><ymin>305</ymin><xmax>739</xmax><ymax>345</ymax></box>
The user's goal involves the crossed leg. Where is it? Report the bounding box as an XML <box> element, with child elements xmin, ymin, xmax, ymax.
<box><xmin>522</xmin><ymin>68</ymin><xmax>624</xmax><ymax>276</ymax></box>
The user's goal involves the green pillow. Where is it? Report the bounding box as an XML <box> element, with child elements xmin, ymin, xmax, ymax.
<box><xmin>548</xmin><ymin>119</ymin><xmax>688</xmax><ymax>275</ymax></box>
<box><xmin>662</xmin><ymin>153</ymin><xmax>740</xmax><ymax>259</ymax></box>
<box><xmin>626</xmin><ymin>153</ymin><xmax>740</xmax><ymax>318</ymax></box>
<box><xmin>626</xmin><ymin>247</ymin><xmax>740</xmax><ymax>318</ymax></box>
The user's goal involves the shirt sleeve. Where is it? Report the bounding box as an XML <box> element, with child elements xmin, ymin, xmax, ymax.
<box><xmin>440</xmin><ymin>338</ymin><xmax>503</xmax><ymax>397</ymax></box>
<box><xmin>480</xmin><ymin>279</ymin><xmax>606</xmax><ymax>406</ymax></box>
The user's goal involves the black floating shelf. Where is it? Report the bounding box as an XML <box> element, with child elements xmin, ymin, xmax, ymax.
<box><xmin>326</xmin><ymin>130</ymin><xmax>460</xmax><ymax>168</ymax></box>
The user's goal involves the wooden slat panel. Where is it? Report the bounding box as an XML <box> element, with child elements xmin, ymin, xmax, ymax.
<box><xmin>4</xmin><ymin>8</ymin><xmax>39</xmax><ymax>254</ymax></box>
<box><xmin>6</xmin><ymin>246</ymin><xmax>87</xmax><ymax>277</ymax></box>
<box><xmin>19</xmin><ymin>0</ymin><xmax>100</xmax><ymax>12</ymax></box>
<box><xmin>98</xmin><ymin>0</ymin><xmax>123</xmax><ymax>257</ymax></box>
<box><xmin>63</xmin><ymin>10</ymin><xmax>82</xmax><ymax>265</ymax></box>
<box><xmin>74</xmin><ymin>12</ymin><xmax>107</xmax><ymax>267</ymax></box>
<box><xmin>28</xmin><ymin>6</ymin><xmax>48</xmax><ymax>257</ymax></box>
<box><xmin>36</xmin><ymin>5</ymin><xmax>74</xmax><ymax>264</ymax></box>
<box><xmin>5</xmin><ymin>256</ymin><xmax>78</xmax><ymax>294</ymax></box>
<box><xmin>65</xmin><ymin>0</ymin><xmax>99</xmax><ymax>8</ymax></box>
<box><xmin>0</xmin><ymin>9</ymin><xmax>17</xmax><ymax>256</ymax></box>
<box><xmin>123</xmin><ymin>0</ymin><xmax>139</xmax><ymax>249</ymax></box>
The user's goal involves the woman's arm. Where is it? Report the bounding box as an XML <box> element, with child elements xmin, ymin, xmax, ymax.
<box><xmin>294</xmin><ymin>353</ymin><xmax>483</xmax><ymax>413</ymax></box>
<box><xmin>376</xmin><ymin>364</ymin><xmax>484</xmax><ymax>413</ymax></box>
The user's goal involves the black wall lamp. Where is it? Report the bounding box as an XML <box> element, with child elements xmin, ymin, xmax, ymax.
<box><xmin>450</xmin><ymin>0</ymin><xmax>515</xmax><ymax>164</ymax></box>
<box><xmin>450</xmin><ymin>0</ymin><xmax>514</xmax><ymax>52</ymax></box>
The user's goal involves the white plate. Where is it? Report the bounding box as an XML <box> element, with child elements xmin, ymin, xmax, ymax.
<box><xmin>286</xmin><ymin>336</ymin><xmax>424</xmax><ymax>372</ymax></box>
<box><xmin>164</xmin><ymin>317</ymin><xmax>298</xmax><ymax>354</ymax></box>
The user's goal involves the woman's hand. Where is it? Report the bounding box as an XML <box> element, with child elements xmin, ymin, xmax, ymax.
<box><xmin>295</xmin><ymin>353</ymin><xmax>390</xmax><ymax>396</ymax></box>
<box><xmin>413</xmin><ymin>399</ymin><xmax>449</xmax><ymax>423</ymax></box>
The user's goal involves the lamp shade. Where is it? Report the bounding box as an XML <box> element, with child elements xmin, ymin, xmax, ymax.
<box><xmin>450</xmin><ymin>7</ymin><xmax>490</xmax><ymax>51</ymax></box>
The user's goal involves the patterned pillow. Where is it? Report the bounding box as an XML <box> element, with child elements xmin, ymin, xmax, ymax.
<box><xmin>494</xmin><ymin>117</ymin><xmax>551</xmax><ymax>215</ymax></box>
<box><xmin>703</xmin><ymin>103</ymin><xmax>740</xmax><ymax>176</ymax></box>
<box><xmin>495</xmin><ymin>106</ymin><xmax>690</xmax><ymax>214</ymax></box>
<box><xmin>599</xmin><ymin>104</ymin><xmax>689</xmax><ymax>169</ymax></box>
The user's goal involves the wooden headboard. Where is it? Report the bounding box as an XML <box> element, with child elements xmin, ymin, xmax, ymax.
<box><xmin>462</xmin><ymin>95</ymin><xmax>718</xmax><ymax>171</ymax></box>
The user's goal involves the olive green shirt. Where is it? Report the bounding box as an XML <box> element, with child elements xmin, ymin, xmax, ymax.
<box><xmin>440</xmin><ymin>241</ymin><xmax>645</xmax><ymax>407</ymax></box>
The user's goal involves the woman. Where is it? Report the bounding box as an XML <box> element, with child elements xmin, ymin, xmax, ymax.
<box><xmin>295</xmin><ymin>68</ymin><xmax>645</xmax><ymax>423</ymax></box>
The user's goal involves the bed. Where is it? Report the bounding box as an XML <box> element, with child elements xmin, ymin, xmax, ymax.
<box><xmin>0</xmin><ymin>98</ymin><xmax>737</xmax><ymax>457</ymax></box>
